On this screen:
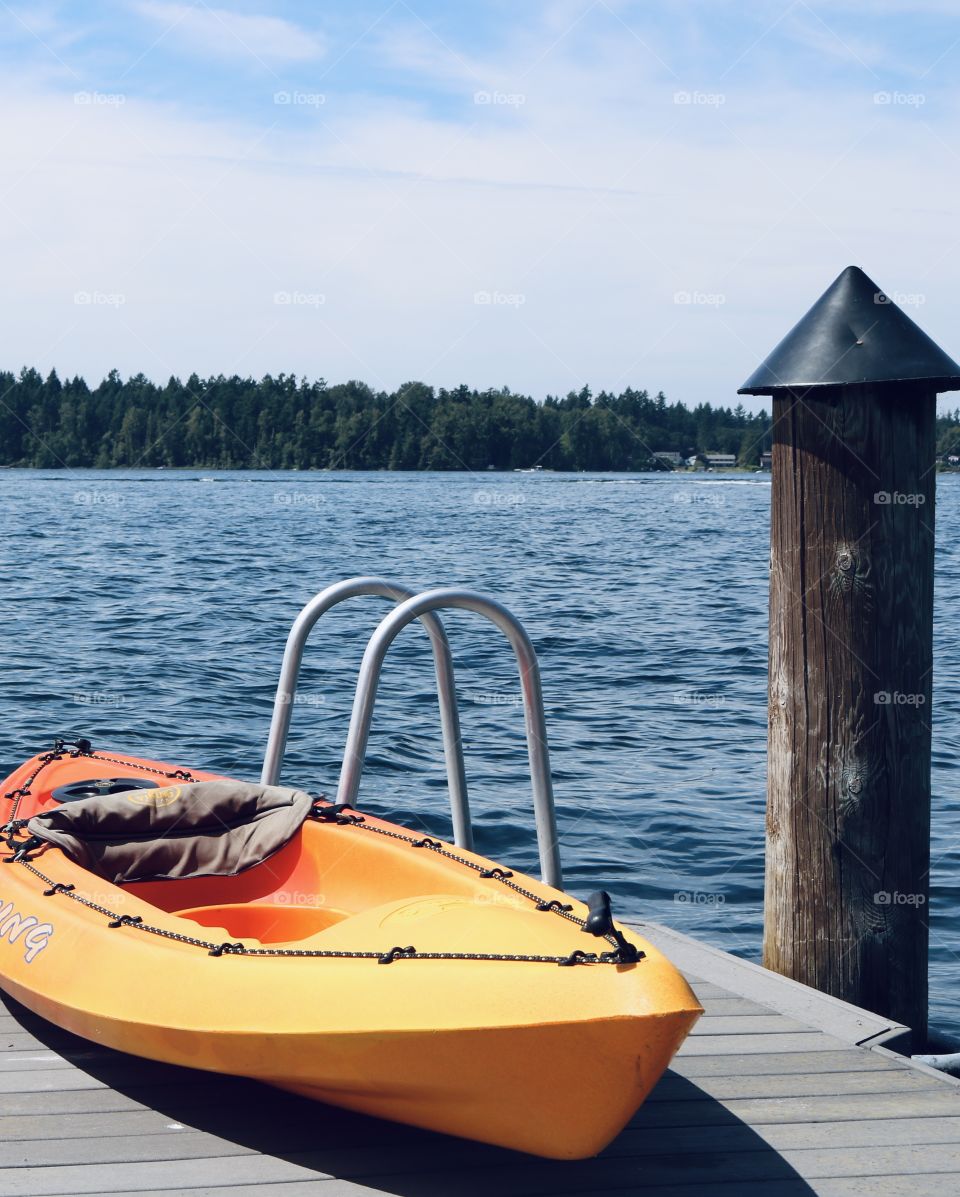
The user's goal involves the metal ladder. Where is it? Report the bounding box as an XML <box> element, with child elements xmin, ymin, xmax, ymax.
<box><xmin>261</xmin><ymin>578</ymin><xmax>563</xmax><ymax>889</ymax></box>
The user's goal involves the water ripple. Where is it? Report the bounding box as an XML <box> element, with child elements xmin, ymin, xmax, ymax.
<box><xmin>3</xmin><ymin>468</ymin><xmax>959</xmax><ymax>1037</ymax></box>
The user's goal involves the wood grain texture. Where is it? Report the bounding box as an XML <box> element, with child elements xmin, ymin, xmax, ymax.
<box><xmin>765</xmin><ymin>384</ymin><xmax>935</xmax><ymax>1044</ymax></box>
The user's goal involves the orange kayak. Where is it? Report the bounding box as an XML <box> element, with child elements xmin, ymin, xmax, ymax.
<box><xmin>0</xmin><ymin>740</ymin><xmax>701</xmax><ymax>1159</ymax></box>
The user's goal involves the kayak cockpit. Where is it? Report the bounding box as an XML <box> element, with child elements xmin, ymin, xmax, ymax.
<box><xmin>21</xmin><ymin>777</ymin><xmax>383</xmax><ymax>945</ymax></box>
<box><xmin>169</xmin><ymin>901</ymin><xmax>350</xmax><ymax>942</ymax></box>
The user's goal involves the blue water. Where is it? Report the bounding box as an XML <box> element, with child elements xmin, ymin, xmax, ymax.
<box><xmin>3</xmin><ymin>469</ymin><xmax>960</xmax><ymax>1039</ymax></box>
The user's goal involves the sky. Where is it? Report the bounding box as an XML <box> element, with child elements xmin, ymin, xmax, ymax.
<box><xmin>2</xmin><ymin>0</ymin><xmax>959</xmax><ymax>411</ymax></box>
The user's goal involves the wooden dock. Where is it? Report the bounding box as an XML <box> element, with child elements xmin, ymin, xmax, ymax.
<box><xmin>3</xmin><ymin>920</ymin><xmax>959</xmax><ymax>1197</ymax></box>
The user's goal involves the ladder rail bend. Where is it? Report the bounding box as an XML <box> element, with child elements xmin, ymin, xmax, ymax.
<box><xmin>261</xmin><ymin>577</ymin><xmax>472</xmax><ymax>849</ymax></box>
<box><xmin>336</xmin><ymin>588</ymin><xmax>563</xmax><ymax>890</ymax></box>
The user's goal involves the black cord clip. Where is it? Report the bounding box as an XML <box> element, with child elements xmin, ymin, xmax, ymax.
<box><xmin>411</xmin><ymin>838</ymin><xmax>442</xmax><ymax>849</ymax></box>
<box><xmin>107</xmin><ymin>915</ymin><xmax>144</xmax><ymax>929</ymax></box>
<box><xmin>208</xmin><ymin>941</ymin><xmax>247</xmax><ymax>956</ymax></box>
<box><xmin>479</xmin><ymin>867</ymin><xmax>514</xmax><ymax>879</ymax></box>
<box><xmin>310</xmin><ymin>802</ymin><xmax>364</xmax><ymax>825</ymax></box>
<box><xmin>378</xmin><ymin>944</ymin><xmax>416</xmax><ymax>965</ymax></box>
<box><xmin>601</xmin><ymin>942</ymin><xmax>644</xmax><ymax>964</ymax></box>
<box><xmin>2</xmin><ymin>819</ymin><xmax>30</xmax><ymax>851</ymax></box>
<box><xmin>3</xmin><ymin>835</ymin><xmax>44</xmax><ymax>863</ymax></box>
<box><xmin>558</xmin><ymin>950</ymin><xmax>598</xmax><ymax>967</ymax></box>
<box><xmin>536</xmin><ymin>899</ymin><xmax>574</xmax><ymax>913</ymax></box>
<box><xmin>43</xmin><ymin>883</ymin><xmax>75</xmax><ymax>897</ymax></box>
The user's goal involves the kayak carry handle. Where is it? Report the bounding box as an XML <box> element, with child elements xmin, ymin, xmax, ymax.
<box><xmin>261</xmin><ymin>577</ymin><xmax>472</xmax><ymax>849</ymax></box>
<box><xmin>336</xmin><ymin>589</ymin><xmax>563</xmax><ymax>890</ymax></box>
<box><xmin>582</xmin><ymin>890</ymin><xmax>641</xmax><ymax>963</ymax></box>
<box><xmin>583</xmin><ymin>890</ymin><xmax>615</xmax><ymax>937</ymax></box>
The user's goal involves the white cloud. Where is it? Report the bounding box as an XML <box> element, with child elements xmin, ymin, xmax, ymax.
<box><xmin>1</xmin><ymin>5</ymin><xmax>959</xmax><ymax>410</ymax></box>
<box><xmin>372</xmin><ymin>27</ymin><xmax>486</xmax><ymax>89</ymax></box>
<box><xmin>5</xmin><ymin>4</ymin><xmax>77</xmax><ymax>42</ymax></box>
<box><xmin>781</xmin><ymin>10</ymin><xmax>889</xmax><ymax>72</ymax></box>
<box><xmin>133</xmin><ymin>2</ymin><xmax>325</xmax><ymax>65</ymax></box>
<box><xmin>814</xmin><ymin>0</ymin><xmax>960</xmax><ymax>14</ymax></box>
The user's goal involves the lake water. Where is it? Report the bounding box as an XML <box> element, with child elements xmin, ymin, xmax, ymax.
<box><xmin>3</xmin><ymin>468</ymin><xmax>960</xmax><ymax>1040</ymax></box>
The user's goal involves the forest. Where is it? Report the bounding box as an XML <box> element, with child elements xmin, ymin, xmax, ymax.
<box><xmin>2</xmin><ymin>366</ymin><xmax>960</xmax><ymax>471</ymax></box>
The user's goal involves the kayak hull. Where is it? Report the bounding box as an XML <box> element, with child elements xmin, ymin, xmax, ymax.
<box><xmin>0</xmin><ymin>748</ymin><xmax>702</xmax><ymax>1159</ymax></box>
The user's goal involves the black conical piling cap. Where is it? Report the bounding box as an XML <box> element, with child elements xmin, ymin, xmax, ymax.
<box><xmin>738</xmin><ymin>266</ymin><xmax>960</xmax><ymax>395</ymax></box>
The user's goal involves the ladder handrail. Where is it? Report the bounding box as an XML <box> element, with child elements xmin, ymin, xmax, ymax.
<box><xmin>336</xmin><ymin>588</ymin><xmax>563</xmax><ymax>890</ymax></box>
<box><xmin>260</xmin><ymin>577</ymin><xmax>472</xmax><ymax>849</ymax></box>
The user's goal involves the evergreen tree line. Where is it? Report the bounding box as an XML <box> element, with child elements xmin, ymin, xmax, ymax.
<box><xmin>2</xmin><ymin>365</ymin><xmax>959</xmax><ymax>471</ymax></box>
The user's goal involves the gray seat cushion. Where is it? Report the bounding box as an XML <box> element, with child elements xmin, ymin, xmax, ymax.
<box><xmin>27</xmin><ymin>781</ymin><xmax>313</xmax><ymax>884</ymax></box>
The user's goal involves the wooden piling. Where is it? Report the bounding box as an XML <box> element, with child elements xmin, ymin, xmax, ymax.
<box><xmin>739</xmin><ymin>266</ymin><xmax>960</xmax><ymax>1046</ymax></box>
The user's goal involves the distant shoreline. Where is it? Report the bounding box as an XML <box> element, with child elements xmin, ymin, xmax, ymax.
<box><xmin>0</xmin><ymin>369</ymin><xmax>773</xmax><ymax>471</ymax></box>
<box><xmin>0</xmin><ymin>463</ymin><xmax>772</xmax><ymax>474</ymax></box>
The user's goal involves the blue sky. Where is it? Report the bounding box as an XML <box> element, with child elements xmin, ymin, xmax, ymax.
<box><xmin>2</xmin><ymin>1</ymin><xmax>959</xmax><ymax>409</ymax></box>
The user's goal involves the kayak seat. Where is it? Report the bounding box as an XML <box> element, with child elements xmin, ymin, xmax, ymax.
<box><xmin>26</xmin><ymin>780</ymin><xmax>314</xmax><ymax>886</ymax></box>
